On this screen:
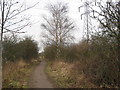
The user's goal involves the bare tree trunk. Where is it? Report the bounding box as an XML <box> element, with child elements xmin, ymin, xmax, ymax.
<box><xmin>0</xmin><ymin>1</ymin><xmax>5</xmax><ymax>89</ymax></box>
<box><xmin>56</xmin><ymin>43</ymin><xmax>60</xmax><ymax>59</ymax></box>
<box><xmin>0</xmin><ymin>34</ymin><xmax>2</xmax><ymax>89</ymax></box>
<box><xmin>0</xmin><ymin>19</ymin><xmax>3</xmax><ymax>90</ymax></box>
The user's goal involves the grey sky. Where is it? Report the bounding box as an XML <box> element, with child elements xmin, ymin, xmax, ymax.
<box><xmin>17</xmin><ymin>0</ymin><xmax>117</xmax><ymax>52</ymax></box>
<box><xmin>19</xmin><ymin>0</ymin><xmax>85</xmax><ymax>52</ymax></box>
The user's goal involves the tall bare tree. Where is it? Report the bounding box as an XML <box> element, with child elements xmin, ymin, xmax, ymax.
<box><xmin>41</xmin><ymin>2</ymin><xmax>75</xmax><ymax>58</ymax></box>
<box><xmin>0</xmin><ymin>0</ymin><xmax>38</xmax><ymax>88</ymax></box>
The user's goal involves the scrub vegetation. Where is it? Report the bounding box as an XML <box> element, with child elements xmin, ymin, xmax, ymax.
<box><xmin>1</xmin><ymin>0</ymin><xmax>120</xmax><ymax>88</ymax></box>
<box><xmin>44</xmin><ymin>1</ymin><xmax>120</xmax><ymax>88</ymax></box>
<box><xmin>2</xmin><ymin>35</ymin><xmax>40</xmax><ymax>88</ymax></box>
<box><xmin>3</xmin><ymin>59</ymin><xmax>40</xmax><ymax>88</ymax></box>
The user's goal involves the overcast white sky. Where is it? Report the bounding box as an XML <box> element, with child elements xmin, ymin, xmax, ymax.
<box><xmin>18</xmin><ymin>0</ymin><xmax>117</xmax><ymax>52</ymax></box>
<box><xmin>19</xmin><ymin>0</ymin><xmax>85</xmax><ymax>52</ymax></box>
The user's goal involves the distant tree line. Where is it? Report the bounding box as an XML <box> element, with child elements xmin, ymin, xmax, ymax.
<box><xmin>3</xmin><ymin>35</ymin><xmax>39</xmax><ymax>62</ymax></box>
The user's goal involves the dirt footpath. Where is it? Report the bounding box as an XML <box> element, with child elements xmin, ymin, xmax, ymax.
<box><xmin>29</xmin><ymin>61</ymin><xmax>53</xmax><ymax>88</ymax></box>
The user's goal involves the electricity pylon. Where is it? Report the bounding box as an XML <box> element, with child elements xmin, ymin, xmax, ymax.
<box><xmin>78</xmin><ymin>0</ymin><xmax>93</xmax><ymax>42</ymax></box>
<box><xmin>78</xmin><ymin>0</ymin><xmax>117</xmax><ymax>43</ymax></box>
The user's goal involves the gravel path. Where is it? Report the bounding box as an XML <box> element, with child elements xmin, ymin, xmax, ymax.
<box><xmin>29</xmin><ymin>61</ymin><xmax>53</xmax><ymax>88</ymax></box>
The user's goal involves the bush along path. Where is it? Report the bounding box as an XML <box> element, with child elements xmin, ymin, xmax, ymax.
<box><xmin>28</xmin><ymin>61</ymin><xmax>53</xmax><ymax>88</ymax></box>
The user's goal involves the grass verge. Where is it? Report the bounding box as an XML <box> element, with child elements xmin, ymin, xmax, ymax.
<box><xmin>45</xmin><ymin>60</ymin><xmax>97</xmax><ymax>88</ymax></box>
<box><xmin>3</xmin><ymin>59</ymin><xmax>40</xmax><ymax>88</ymax></box>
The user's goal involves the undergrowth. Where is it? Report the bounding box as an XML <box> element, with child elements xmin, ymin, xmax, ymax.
<box><xmin>3</xmin><ymin>59</ymin><xmax>40</xmax><ymax>88</ymax></box>
<box><xmin>45</xmin><ymin>60</ymin><xmax>97</xmax><ymax>88</ymax></box>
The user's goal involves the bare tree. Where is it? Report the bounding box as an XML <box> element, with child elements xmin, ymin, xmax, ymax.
<box><xmin>41</xmin><ymin>2</ymin><xmax>75</xmax><ymax>58</ymax></box>
<box><xmin>0</xmin><ymin>0</ymin><xmax>38</xmax><ymax>88</ymax></box>
<box><xmin>91</xmin><ymin>1</ymin><xmax>120</xmax><ymax>87</ymax></box>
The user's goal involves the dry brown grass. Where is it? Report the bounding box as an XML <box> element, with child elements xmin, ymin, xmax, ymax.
<box><xmin>2</xmin><ymin>59</ymin><xmax>35</xmax><ymax>88</ymax></box>
<box><xmin>3</xmin><ymin>59</ymin><xmax>27</xmax><ymax>80</ymax></box>
<box><xmin>46</xmin><ymin>60</ymin><xmax>97</xmax><ymax>88</ymax></box>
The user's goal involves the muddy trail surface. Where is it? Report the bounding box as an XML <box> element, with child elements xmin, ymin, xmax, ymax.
<box><xmin>29</xmin><ymin>61</ymin><xmax>53</xmax><ymax>88</ymax></box>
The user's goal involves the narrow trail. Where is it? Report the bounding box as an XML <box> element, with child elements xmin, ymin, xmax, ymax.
<box><xmin>29</xmin><ymin>61</ymin><xmax>53</xmax><ymax>88</ymax></box>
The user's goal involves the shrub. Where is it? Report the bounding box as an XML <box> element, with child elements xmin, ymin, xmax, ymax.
<box><xmin>44</xmin><ymin>45</ymin><xmax>57</xmax><ymax>60</ymax></box>
<box><xmin>3</xmin><ymin>35</ymin><xmax>39</xmax><ymax>62</ymax></box>
<box><xmin>76</xmin><ymin>35</ymin><xmax>119</xmax><ymax>87</ymax></box>
<box><xmin>44</xmin><ymin>34</ymin><xmax>119</xmax><ymax>87</ymax></box>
